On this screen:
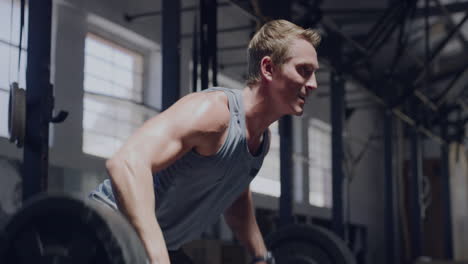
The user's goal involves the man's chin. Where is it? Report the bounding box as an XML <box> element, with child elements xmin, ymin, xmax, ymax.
<box><xmin>294</xmin><ymin>111</ymin><xmax>304</xmax><ymax>117</ymax></box>
<box><xmin>292</xmin><ymin>107</ymin><xmax>304</xmax><ymax>116</ymax></box>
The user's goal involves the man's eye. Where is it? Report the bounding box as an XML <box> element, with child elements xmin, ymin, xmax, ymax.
<box><xmin>298</xmin><ymin>67</ymin><xmax>306</xmax><ymax>76</ymax></box>
<box><xmin>300</xmin><ymin>67</ymin><xmax>312</xmax><ymax>77</ymax></box>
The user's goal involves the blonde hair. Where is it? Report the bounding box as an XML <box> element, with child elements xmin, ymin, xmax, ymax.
<box><xmin>246</xmin><ymin>19</ymin><xmax>321</xmax><ymax>86</ymax></box>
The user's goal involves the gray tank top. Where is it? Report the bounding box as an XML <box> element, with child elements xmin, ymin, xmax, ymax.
<box><xmin>90</xmin><ymin>87</ymin><xmax>270</xmax><ymax>250</ymax></box>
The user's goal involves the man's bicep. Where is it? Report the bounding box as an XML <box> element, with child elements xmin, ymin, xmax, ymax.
<box><xmin>116</xmin><ymin>93</ymin><xmax>223</xmax><ymax>172</ymax></box>
<box><xmin>124</xmin><ymin>113</ymin><xmax>197</xmax><ymax>171</ymax></box>
<box><xmin>115</xmin><ymin>100</ymin><xmax>201</xmax><ymax>172</ymax></box>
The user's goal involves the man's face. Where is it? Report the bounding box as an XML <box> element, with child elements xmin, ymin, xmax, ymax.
<box><xmin>269</xmin><ymin>38</ymin><xmax>319</xmax><ymax>116</ymax></box>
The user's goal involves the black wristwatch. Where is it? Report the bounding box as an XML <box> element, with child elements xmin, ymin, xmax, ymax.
<box><xmin>251</xmin><ymin>251</ymin><xmax>276</xmax><ymax>264</ymax></box>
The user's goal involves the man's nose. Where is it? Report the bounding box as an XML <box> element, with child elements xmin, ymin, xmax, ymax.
<box><xmin>305</xmin><ymin>75</ymin><xmax>317</xmax><ymax>91</ymax></box>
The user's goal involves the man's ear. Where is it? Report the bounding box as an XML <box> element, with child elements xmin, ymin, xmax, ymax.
<box><xmin>260</xmin><ymin>56</ymin><xmax>274</xmax><ymax>82</ymax></box>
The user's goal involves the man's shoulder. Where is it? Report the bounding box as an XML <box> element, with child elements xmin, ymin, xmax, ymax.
<box><xmin>180</xmin><ymin>91</ymin><xmax>231</xmax><ymax>134</ymax></box>
<box><xmin>183</xmin><ymin>90</ymin><xmax>229</xmax><ymax>113</ymax></box>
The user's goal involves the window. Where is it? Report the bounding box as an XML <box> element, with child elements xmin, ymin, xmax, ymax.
<box><xmin>83</xmin><ymin>33</ymin><xmax>157</xmax><ymax>158</ymax></box>
<box><xmin>251</xmin><ymin>121</ymin><xmax>280</xmax><ymax>197</ymax></box>
<box><xmin>308</xmin><ymin>118</ymin><xmax>332</xmax><ymax>208</ymax></box>
<box><xmin>0</xmin><ymin>0</ymin><xmax>27</xmax><ymax>138</ymax></box>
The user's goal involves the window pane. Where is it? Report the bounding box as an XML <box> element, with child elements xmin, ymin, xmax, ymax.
<box><xmin>84</xmin><ymin>56</ymin><xmax>113</xmax><ymax>81</ymax></box>
<box><xmin>0</xmin><ymin>0</ymin><xmax>28</xmax><ymax>139</ymax></box>
<box><xmin>251</xmin><ymin>121</ymin><xmax>280</xmax><ymax>197</ymax></box>
<box><xmin>83</xmin><ymin>131</ymin><xmax>121</xmax><ymax>159</ymax></box>
<box><xmin>308</xmin><ymin>118</ymin><xmax>332</xmax><ymax>208</ymax></box>
<box><xmin>112</xmin><ymin>67</ymin><xmax>133</xmax><ymax>88</ymax></box>
<box><xmin>84</xmin><ymin>75</ymin><xmax>112</xmax><ymax>95</ymax></box>
<box><xmin>85</xmin><ymin>36</ymin><xmax>112</xmax><ymax>60</ymax></box>
<box><xmin>0</xmin><ymin>35</ymin><xmax>27</xmax><ymax>90</ymax></box>
<box><xmin>113</xmin><ymin>49</ymin><xmax>133</xmax><ymax>70</ymax></box>
<box><xmin>83</xmin><ymin>93</ymin><xmax>157</xmax><ymax>158</ymax></box>
<box><xmin>84</xmin><ymin>33</ymin><xmax>143</xmax><ymax>102</ymax></box>
<box><xmin>0</xmin><ymin>0</ymin><xmax>29</xmax><ymax>48</ymax></box>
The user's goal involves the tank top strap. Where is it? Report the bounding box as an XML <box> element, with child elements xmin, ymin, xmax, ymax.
<box><xmin>201</xmin><ymin>87</ymin><xmax>242</xmax><ymax>120</ymax></box>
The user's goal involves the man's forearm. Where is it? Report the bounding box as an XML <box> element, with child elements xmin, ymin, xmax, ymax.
<box><xmin>224</xmin><ymin>189</ymin><xmax>268</xmax><ymax>258</ymax></box>
<box><xmin>230</xmin><ymin>219</ymin><xmax>267</xmax><ymax>257</ymax></box>
<box><xmin>106</xmin><ymin>158</ymin><xmax>171</xmax><ymax>264</ymax></box>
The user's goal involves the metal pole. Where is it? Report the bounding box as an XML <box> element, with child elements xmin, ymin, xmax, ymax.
<box><xmin>199</xmin><ymin>0</ymin><xmax>208</xmax><ymax>90</ymax></box>
<box><xmin>161</xmin><ymin>0</ymin><xmax>181</xmax><ymax>110</ymax></box>
<box><xmin>207</xmin><ymin>0</ymin><xmax>218</xmax><ymax>86</ymax></box>
<box><xmin>274</xmin><ymin>0</ymin><xmax>294</xmax><ymax>227</ymax></box>
<box><xmin>279</xmin><ymin>116</ymin><xmax>294</xmax><ymax>226</ymax></box>
<box><xmin>23</xmin><ymin>0</ymin><xmax>52</xmax><ymax>201</ymax></box>
<box><xmin>384</xmin><ymin>109</ymin><xmax>397</xmax><ymax>264</ymax></box>
<box><xmin>192</xmin><ymin>14</ymin><xmax>198</xmax><ymax>93</ymax></box>
<box><xmin>330</xmin><ymin>37</ymin><xmax>346</xmax><ymax>238</ymax></box>
<box><xmin>441</xmin><ymin>115</ymin><xmax>454</xmax><ymax>259</ymax></box>
<box><xmin>409</xmin><ymin>103</ymin><xmax>423</xmax><ymax>260</ymax></box>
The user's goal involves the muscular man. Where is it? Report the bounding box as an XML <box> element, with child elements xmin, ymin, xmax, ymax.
<box><xmin>90</xmin><ymin>19</ymin><xmax>320</xmax><ymax>264</ymax></box>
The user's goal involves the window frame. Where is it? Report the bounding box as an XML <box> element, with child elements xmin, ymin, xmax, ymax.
<box><xmin>0</xmin><ymin>0</ymin><xmax>28</xmax><ymax>138</ymax></box>
<box><xmin>82</xmin><ymin>16</ymin><xmax>160</xmax><ymax>158</ymax></box>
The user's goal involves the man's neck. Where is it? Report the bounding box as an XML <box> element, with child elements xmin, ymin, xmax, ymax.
<box><xmin>242</xmin><ymin>85</ymin><xmax>282</xmax><ymax>139</ymax></box>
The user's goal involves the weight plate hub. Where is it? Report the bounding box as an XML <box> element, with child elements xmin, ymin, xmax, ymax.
<box><xmin>0</xmin><ymin>194</ymin><xmax>148</xmax><ymax>264</ymax></box>
<box><xmin>8</xmin><ymin>82</ymin><xmax>26</xmax><ymax>148</ymax></box>
<box><xmin>266</xmin><ymin>224</ymin><xmax>356</xmax><ymax>264</ymax></box>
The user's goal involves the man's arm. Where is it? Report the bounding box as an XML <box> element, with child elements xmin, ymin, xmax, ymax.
<box><xmin>224</xmin><ymin>187</ymin><xmax>268</xmax><ymax>262</ymax></box>
<box><xmin>106</xmin><ymin>92</ymin><xmax>230</xmax><ymax>264</ymax></box>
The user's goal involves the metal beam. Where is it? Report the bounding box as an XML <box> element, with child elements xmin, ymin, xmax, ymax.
<box><xmin>364</xmin><ymin>1</ymin><xmax>404</xmax><ymax>52</ymax></box>
<box><xmin>0</xmin><ymin>38</ymin><xmax>27</xmax><ymax>51</ymax></box>
<box><xmin>390</xmin><ymin>10</ymin><xmax>468</xmax><ymax>111</ymax></box>
<box><xmin>124</xmin><ymin>2</ymin><xmax>231</xmax><ymax>22</ymax></box>
<box><xmin>441</xmin><ymin>115</ymin><xmax>454</xmax><ymax>259</ymax></box>
<box><xmin>433</xmin><ymin>0</ymin><xmax>468</xmax><ymax>49</ymax></box>
<box><xmin>409</xmin><ymin>105</ymin><xmax>423</xmax><ymax>260</ymax></box>
<box><xmin>279</xmin><ymin>116</ymin><xmax>294</xmax><ymax>226</ymax></box>
<box><xmin>272</xmin><ymin>0</ymin><xmax>294</xmax><ymax>228</ymax></box>
<box><xmin>412</xmin><ymin>11</ymin><xmax>468</xmax><ymax>86</ymax></box>
<box><xmin>227</xmin><ymin>0</ymin><xmax>260</xmax><ymax>21</ymax></box>
<box><xmin>207</xmin><ymin>0</ymin><xmax>218</xmax><ymax>86</ymax></box>
<box><xmin>330</xmin><ymin>35</ymin><xmax>346</xmax><ymax>239</ymax></box>
<box><xmin>192</xmin><ymin>14</ymin><xmax>198</xmax><ymax>92</ymax></box>
<box><xmin>428</xmin><ymin>57</ymin><xmax>468</xmax><ymax>84</ymax></box>
<box><xmin>161</xmin><ymin>0</ymin><xmax>181</xmax><ymax>110</ymax></box>
<box><xmin>23</xmin><ymin>0</ymin><xmax>53</xmax><ymax>200</ymax></box>
<box><xmin>200</xmin><ymin>0</ymin><xmax>208</xmax><ymax>90</ymax></box>
<box><xmin>321</xmin><ymin>19</ymin><xmax>448</xmax><ymax>144</ymax></box>
<box><xmin>322</xmin><ymin>1</ymin><xmax>468</xmax><ymax>23</ymax></box>
<box><xmin>220</xmin><ymin>61</ymin><xmax>246</xmax><ymax>68</ymax></box>
<box><xmin>327</xmin><ymin>7</ymin><xmax>466</xmax><ymax>114</ymax></box>
<box><xmin>384</xmin><ymin>109</ymin><xmax>397</xmax><ymax>264</ymax></box>
<box><xmin>218</xmin><ymin>44</ymin><xmax>247</xmax><ymax>51</ymax></box>
<box><xmin>435</xmin><ymin>67</ymin><xmax>468</xmax><ymax>107</ymax></box>
<box><xmin>181</xmin><ymin>24</ymin><xmax>253</xmax><ymax>39</ymax></box>
<box><xmin>347</xmin><ymin>68</ymin><xmax>447</xmax><ymax>145</ymax></box>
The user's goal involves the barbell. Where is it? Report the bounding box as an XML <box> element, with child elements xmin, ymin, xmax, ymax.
<box><xmin>0</xmin><ymin>194</ymin><xmax>356</xmax><ymax>264</ymax></box>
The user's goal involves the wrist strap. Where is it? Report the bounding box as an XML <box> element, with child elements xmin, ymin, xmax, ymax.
<box><xmin>251</xmin><ymin>251</ymin><xmax>275</xmax><ymax>264</ymax></box>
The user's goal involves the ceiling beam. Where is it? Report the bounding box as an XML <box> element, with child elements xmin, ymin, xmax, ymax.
<box><xmin>325</xmin><ymin>1</ymin><xmax>468</xmax><ymax>24</ymax></box>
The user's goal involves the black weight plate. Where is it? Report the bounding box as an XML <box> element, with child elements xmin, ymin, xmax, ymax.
<box><xmin>0</xmin><ymin>193</ymin><xmax>148</xmax><ymax>264</ymax></box>
<box><xmin>266</xmin><ymin>224</ymin><xmax>356</xmax><ymax>264</ymax></box>
<box><xmin>280</xmin><ymin>254</ymin><xmax>318</xmax><ymax>264</ymax></box>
